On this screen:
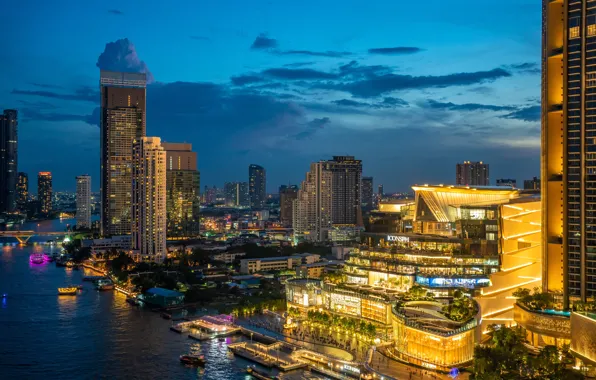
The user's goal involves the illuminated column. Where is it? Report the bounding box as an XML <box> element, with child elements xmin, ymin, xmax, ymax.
<box><xmin>542</xmin><ymin>0</ymin><xmax>566</xmax><ymax>305</ymax></box>
<box><xmin>132</xmin><ymin>137</ymin><xmax>166</xmax><ymax>262</ymax></box>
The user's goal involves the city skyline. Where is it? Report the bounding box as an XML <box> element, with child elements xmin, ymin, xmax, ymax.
<box><xmin>1</xmin><ymin>0</ymin><xmax>540</xmax><ymax>193</ymax></box>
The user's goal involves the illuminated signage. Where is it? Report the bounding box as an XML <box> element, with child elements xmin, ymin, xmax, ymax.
<box><xmin>415</xmin><ymin>276</ymin><xmax>491</xmax><ymax>288</ymax></box>
<box><xmin>387</xmin><ymin>235</ymin><xmax>409</xmax><ymax>243</ymax></box>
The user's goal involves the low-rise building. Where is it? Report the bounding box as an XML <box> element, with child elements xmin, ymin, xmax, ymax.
<box><xmin>296</xmin><ymin>260</ymin><xmax>344</xmax><ymax>279</ymax></box>
<box><xmin>240</xmin><ymin>253</ymin><xmax>320</xmax><ymax>274</ymax></box>
<box><xmin>139</xmin><ymin>287</ymin><xmax>184</xmax><ymax>307</ymax></box>
<box><xmin>82</xmin><ymin>235</ymin><xmax>132</xmax><ymax>255</ymax></box>
<box><xmin>212</xmin><ymin>251</ymin><xmax>246</xmax><ymax>264</ymax></box>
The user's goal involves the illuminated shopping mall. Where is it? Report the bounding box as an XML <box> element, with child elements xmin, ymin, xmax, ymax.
<box><xmin>287</xmin><ymin>184</ymin><xmax>546</xmax><ymax>371</ymax></box>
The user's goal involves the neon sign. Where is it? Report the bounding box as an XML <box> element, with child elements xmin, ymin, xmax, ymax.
<box><xmin>415</xmin><ymin>276</ymin><xmax>490</xmax><ymax>288</ymax></box>
<box><xmin>387</xmin><ymin>235</ymin><xmax>409</xmax><ymax>243</ymax></box>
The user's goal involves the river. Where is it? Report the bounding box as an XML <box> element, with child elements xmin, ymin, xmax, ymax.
<box><xmin>0</xmin><ymin>218</ymin><xmax>258</xmax><ymax>379</ymax></box>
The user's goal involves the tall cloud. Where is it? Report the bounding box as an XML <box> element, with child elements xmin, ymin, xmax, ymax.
<box><xmin>96</xmin><ymin>38</ymin><xmax>154</xmax><ymax>83</ymax></box>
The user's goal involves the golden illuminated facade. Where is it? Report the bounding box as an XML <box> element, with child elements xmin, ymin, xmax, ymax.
<box><xmin>132</xmin><ymin>137</ymin><xmax>166</xmax><ymax>262</ymax></box>
<box><xmin>541</xmin><ymin>0</ymin><xmax>596</xmax><ymax>307</ymax></box>
<box><xmin>100</xmin><ymin>70</ymin><xmax>146</xmax><ymax>237</ymax></box>
<box><xmin>391</xmin><ymin>302</ymin><xmax>479</xmax><ymax>372</ymax></box>
<box><xmin>475</xmin><ymin>198</ymin><xmax>542</xmax><ymax>335</ymax></box>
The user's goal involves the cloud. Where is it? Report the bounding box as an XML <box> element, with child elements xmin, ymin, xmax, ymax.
<box><xmin>108</xmin><ymin>9</ymin><xmax>123</xmax><ymax>15</ymax></box>
<box><xmin>251</xmin><ymin>33</ymin><xmax>278</xmax><ymax>50</ymax></box>
<box><xmin>28</xmin><ymin>83</ymin><xmax>64</xmax><ymax>89</ymax></box>
<box><xmin>262</xmin><ymin>68</ymin><xmax>338</xmax><ymax>80</ymax></box>
<box><xmin>368</xmin><ymin>47</ymin><xmax>423</xmax><ymax>55</ymax></box>
<box><xmin>339</xmin><ymin>61</ymin><xmax>392</xmax><ymax>79</ymax></box>
<box><xmin>283</xmin><ymin>62</ymin><xmax>316</xmax><ymax>68</ymax></box>
<box><xmin>332</xmin><ymin>97</ymin><xmax>408</xmax><ymax>109</ymax></box>
<box><xmin>12</xmin><ymin>87</ymin><xmax>98</xmax><ymax>102</ymax></box>
<box><xmin>190</xmin><ymin>35</ymin><xmax>210</xmax><ymax>41</ymax></box>
<box><xmin>504</xmin><ymin>62</ymin><xmax>540</xmax><ymax>75</ymax></box>
<box><xmin>332</xmin><ymin>68</ymin><xmax>512</xmax><ymax>97</ymax></box>
<box><xmin>21</xmin><ymin>106</ymin><xmax>99</xmax><ymax>126</ymax></box>
<box><xmin>231</xmin><ymin>75</ymin><xmax>265</xmax><ymax>86</ymax></box>
<box><xmin>424</xmin><ymin>99</ymin><xmax>517</xmax><ymax>112</ymax></box>
<box><xmin>276</xmin><ymin>50</ymin><xmax>351</xmax><ymax>58</ymax></box>
<box><xmin>501</xmin><ymin>105</ymin><xmax>540</xmax><ymax>122</ymax></box>
<box><xmin>96</xmin><ymin>38</ymin><xmax>154</xmax><ymax>83</ymax></box>
<box><xmin>294</xmin><ymin>117</ymin><xmax>331</xmax><ymax>140</ymax></box>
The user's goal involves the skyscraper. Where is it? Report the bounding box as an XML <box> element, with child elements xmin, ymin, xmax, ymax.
<box><xmin>75</xmin><ymin>175</ymin><xmax>91</xmax><ymax>229</ymax></box>
<box><xmin>362</xmin><ymin>177</ymin><xmax>374</xmax><ymax>210</ymax></box>
<box><xmin>249</xmin><ymin>164</ymin><xmax>266</xmax><ymax>209</ymax></box>
<box><xmin>0</xmin><ymin>110</ymin><xmax>18</xmax><ymax>213</ymax></box>
<box><xmin>16</xmin><ymin>172</ymin><xmax>27</xmax><ymax>209</ymax></box>
<box><xmin>378</xmin><ymin>184</ymin><xmax>384</xmax><ymax>197</ymax></box>
<box><xmin>161</xmin><ymin>142</ymin><xmax>200</xmax><ymax>238</ymax></box>
<box><xmin>132</xmin><ymin>137</ymin><xmax>166</xmax><ymax>262</ymax></box>
<box><xmin>294</xmin><ymin>156</ymin><xmax>362</xmax><ymax>241</ymax></box>
<box><xmin>542</xmin><ymin>0</ymin><xmax>596</xmax><ymax>306</ymax></box>
<box><xmin>38</xmin><ymin>172</ymin><xmax>52</xmax><ymax>215</ymax></box>
<box><xmin>224</xmin><ymin>182</ymin><xmax>249</xmax><ymax>207</ymax></box>
<box><xmin>279</xmin><ymin>185</ymin><xmax>298</xmax><ymax>227</ymax></box>
<box><xmin>456</xmin><ymin>161</ymin><xmax>489</xmax><ymax>186</ymax></box>
<box><xmin>100</xmin><ymin>71</ymin><xmax>146</xmax><ymax>237</ymax></box>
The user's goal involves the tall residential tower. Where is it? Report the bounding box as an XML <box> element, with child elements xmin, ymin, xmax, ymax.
<box><xmin>0</xmin><ymin>110</ymin><xmax>17</xmax><ymax>213</ymax></box>
<box><xmin>76</xmin><ymin>175</ymin><xmax>91</xmax><ymax>229</ymax></box>
<box><xmin>132</xmin><ymin>137</ymin><xmax>166</xmax><ymax>262</ymax></box>
<box><xmin>161</xmin><ymin>142</ymin><xmax>200</xmax><ymax>238</ymax></box>
<box><xmin>100</xmin><ymin>71</ymin><xmax>146</xmax><ymax>237</ymax></box>
<box><xmin>38</xmin><ymin>172</ymin><xmax>52</xmax><ymax>215</ymax></box>
<box><xmin>456</xmin><ymin>161</ymin><xmax>489</xmax><ymax>186</ymax></box>
<box><xmin>249</xmin><ymin>164</ymin><xmax>266</xmax><ymax>209</ymax></box>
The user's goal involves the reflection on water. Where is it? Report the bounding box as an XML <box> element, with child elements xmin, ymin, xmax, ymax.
<box><xmin>0</xmin><ymin>244</ymin><xmax>277</xmax><ymax>379</ymax></box>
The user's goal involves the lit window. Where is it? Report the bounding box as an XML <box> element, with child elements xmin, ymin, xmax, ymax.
<box><xmin>570</xmin><ymin>26</ymin><xmax>580</xmax><ymax>39</ymax></box>
<box><xmin>589</xmin><ymin>24</ymin><xmax>596</xmax><ymax>36</ymax></box>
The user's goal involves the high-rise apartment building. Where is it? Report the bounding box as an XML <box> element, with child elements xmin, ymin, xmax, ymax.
<box><xmin>100</xmin><ymin>70</ymin><xmax>146</xmax><ymax>237</ymax></box>
<box><xmin>524</xmin><ymin>177</ymin><xmax>541</xmax><ymax>190</ymax></box>
<box><xmin>161</xmin><ymin>142</ymin><xmax>200</xmax><ymax>238</ymax></box>
<box><xmin>542</xmin><ymin>0</ymin><xmax>596</xmax><ymax>306</ymax></box>
<box><xmin>0</xmin><ymin>109</ymin><xmax>18</xmax><ymax>213</ymax></box>
<box><xmin>378</xmin><ymin>184</ymin><xmax>384</xmax><ymax>197</ymax></box>
<box><xmin>224</xmin><ymin>182</ymin><xmax>249</xmax><ymax>207</ymax></box>
<box><xmin>496</xmin><ymin>178</ymin><xmax>516</xmax><ymax>188</ymax></box>
<box><xmin>203</xmin><ymin>185</ymin><xmax>217</xmax><ymax>204</ymax></box>
<box><xmin>249</xmin><ymin>164</ymin><xmax>266</xmax><ymax>209</ymax></box>
<box><xmin>76</xmin><ymin>175</ymin><xmax>91</xmax><ymax>229</ymax></box>
<box><xmin>362</xmin><ymin>177</ymin><xmax>374</xmax><ymax>210</ymax></box>
<box><xmin>294</xmin><ymin>156</ymin><xmax>362</xmax><ymax>241</ymax></box>
<box><xmin>456</xmin><ymin>161</ymin><xmax>489</xmax><ymax>186</ymax></box>
<box><xmin>16</xmin><ymin>172</ymin><xmax>27</xmax><ymax>209</ymax></box>
<box><xmin>279</xmin><ymin>185</ymin><xmax>298</xmax><ymax>227</ymax></box>
<box><xmin>37</xmin><ymin>172</ymin><xmax>52</xmax><ymax>215</ymax></box>
<box><xmin>132</xmin><ymin>137</ymin><xmax>166</xmax><ymax>262</ymax></box>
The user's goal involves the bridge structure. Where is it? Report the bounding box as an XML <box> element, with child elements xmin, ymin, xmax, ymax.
<box><xmin>0</xmin><ymin>230</ymin><xmax>69</xmax><ymax>244</ymax></box>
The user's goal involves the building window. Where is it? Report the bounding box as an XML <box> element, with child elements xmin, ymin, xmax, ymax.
<box><xmin>570</xmin><ymin>26</ymin><xmax>580</xmax><ymax>39</ymax></box>
<box><xmin>589</xmin><ymin>73</ymin><xmax>596</xmax><ymax>88</ymax></box>
<box><xmin>589</xmin><ymin>24</ymin><xmax>596</xmax><ymax>36</ymax></box>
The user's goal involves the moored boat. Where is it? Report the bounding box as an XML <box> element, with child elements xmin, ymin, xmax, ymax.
<box><xmin>98</xmin><ymin>283</ymin><xmax>114</xmax><ymax>291</ymax></box>
<box><xmin>246</xmin><ymin>366</ymin><xmax>278</xmax><ymax>380</ymax></box>
<box><xmin>30</xmin><ymin>253</ymin><xmax>45</xmax><ymax>264</ymax></box>
<box><xmin>179</xmin><ymin>354</ymin><xmax>206</xmax><ymax>366</ymax></box>
<box><xmin>58</xmin><ymin>287</ymin><xmax>78</xmax><ymax>295</ymax></box>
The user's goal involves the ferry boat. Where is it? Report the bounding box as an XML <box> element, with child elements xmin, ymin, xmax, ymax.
<box><xmin>58</xmin><ymin>287</ymin><xmax>78</xmax><ymax>295</ymax></box>
<box><xmin>29</xmin><ymin>253</ymin><xmax>45</xmax><ymax>264</ymax></box>
<box><xmin>97</xmin><ymin>283</ymin><xmax>114</xmax><ymax>291</ymax></box>
<box><xmin>179</xmin><ymin>354</ymin><xmax>206</xmax><ymax>366</ymax></box>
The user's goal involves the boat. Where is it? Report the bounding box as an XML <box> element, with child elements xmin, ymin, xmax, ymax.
<box><xmin>58</xmin><ymin>287</ymin><xmax>78</xmax><ymax>295</ymax></box>
<box><xmin>29</xmin><ymin>253</ymin><xmax>45</xmax><ymax>264</ymax></box>
<box><xmin>246</xmin><ymin>366</ymin><xmax>278</xmax><ymax>380</ymax></box>
<box><xmin>65</xmin><ymin>261</ymin><xmax>75</xmax><ymax>268</ymax></box>
<box><xmin>179</xmin><ymin>354</ymin><xmax>206</xmax><ymax>366</ymax></box>
<box><xmin>98</xmin><ymin>284</ymin><xmax>114</xmax><ymax>291</ymax></box>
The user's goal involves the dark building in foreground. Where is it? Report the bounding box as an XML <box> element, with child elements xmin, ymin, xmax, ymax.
<box><xmin>100</xmin><ymin>71</ymin><xmax>146</xmax><ymax>237</ymax></box>
<box><xmin>0</xmin><ymin>109</ymin><xmax>18</xmax><ymax>213</ymax></box>
<box><xmin>38</xmin><ymin>172</ymin><xmax>52</xmax><ymax>215</ymax></box>
<box><xmin>161</xmin><ymin>142</ymin><xmax>200</xmax><ymax>238</ymax></box>
<box><xmin>362</xmin><ymin>176</ymin><xmax>374</xmax><ymax>210</ymax></box>
<box><xmin>456</xmin><ymin>161</ymin><xmax>489</xmax><ymax>186</ymax></box>
<box><xmin>249</xmin><ymin>164</ymin><xmax>266</xmax><ymax>209</ymax></box>
<box><xmin>279</xmin><ymin>185</ymin><xmax>298</xmax><ymax>227</ymax></box>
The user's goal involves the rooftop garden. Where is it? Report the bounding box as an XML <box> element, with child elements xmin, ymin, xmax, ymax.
<box><xmin>395</xmin><ymin>286</ymin><xmax>477</xmax><ymax>323</ymax></box>
<box><xmin>513</xmin><ymin>287</ymin><xmax>555</xmax><ymax>311</ymax></box>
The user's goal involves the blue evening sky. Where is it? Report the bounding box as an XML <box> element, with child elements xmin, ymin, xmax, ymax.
<box><xmin>0</xmin><ymin>0</ymin><xmax>541</xmax><ymax>192</ymax></box>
